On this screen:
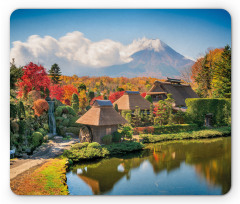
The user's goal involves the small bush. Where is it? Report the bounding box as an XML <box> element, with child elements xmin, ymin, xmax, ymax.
<box><xmin>88</xmin><ymin>142</ymin><xmax>101</xmax><ymax>148</ymax></box>
<box><xmin>125</xmin><ymin>113</ymin><xmax>132</xmax><ymax>123</ymax></box>
<box><xmin>65</xmin><ymin>127</ymin><xmax>79</xmax><ymax>135</ymax></box>
<box><xmin>68</xmin><ymin>116</ymin><xmax>82</xmax><ymax>127</ymax></box>
<box><xmin>112</xmin><ymin>131</ymin><xmax>122</xmax><ymax>142</ymax></box>
<box><xmin>37</xmin><ymin>128</ymin><xmax>47</xmax><ymax>136</ymax></box>
<box><xmin>62</xmin><ymin>118</ymin><xmax>70</xmax><ymax>127</ymax></box>
<box><xmin>121</xmin><ymin>125</ymin><xmax>133</xmax><ymax>139</ymax></box>
<box><xmin>63</xmin><ymin>142</ymin><xmax>109</xmax><ymax>162</ymax></box>
<box><xmin>105</xmin><ymin>141</ymin><xmax>144</xmax><ymax>155</ymax></box>
<box><xmin>102</xmin><ymin>135</ymin><xmax>112</xmax><ymax>145</ymax></box>
<box><xmin>32</xmin><ymin>132</ymin><xmax>43</xmax><ymax>147</ymax></box>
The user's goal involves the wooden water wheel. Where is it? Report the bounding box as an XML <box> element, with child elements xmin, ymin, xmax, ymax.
<box><xmin>79</xmin><ymin>126</ymin><xmax>93</xmax><ymax>143</ymax></box>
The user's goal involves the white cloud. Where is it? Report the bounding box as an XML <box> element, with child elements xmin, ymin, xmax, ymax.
<box><xmin>10</xmin><ymin>31</ymin><xmax>165</xmax><ymax>74</ymax></box>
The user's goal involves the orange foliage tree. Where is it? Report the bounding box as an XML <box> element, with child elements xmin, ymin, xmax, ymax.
<box><xmin>32</xmin><ymin>99</ymin><xmax>49</xmax><ymax>116</ymax></box>
<box><xmin>62</xmin><ymin>84</ymin><xmax>78</xmax><ymax>105</ymax></box>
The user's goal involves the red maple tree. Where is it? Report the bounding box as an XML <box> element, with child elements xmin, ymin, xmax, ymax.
<box><xmin>90</xmin><ymin>95</ymin><xmax>104</xmax><ymax>105</ymax></box>
<box><xmin>109</xmin><ymin>91</ymin><xmax>125</xmax><ymax>103</ymax></box>
<box><xmin>49</xmin><ymin>84</ymin><xmax>64</xmax><ymax>101</ymax></box>
<box><xmin>141</xmin><ymin>92</ymin><xmax>147</xmax><ymax>98</ymax></box>
<box><xmin>17</xmin><ymin>62</ymin><xmax>50</xmax><ymax>98</ymax></box>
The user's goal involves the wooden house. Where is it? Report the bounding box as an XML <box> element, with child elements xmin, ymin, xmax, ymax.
<box><xmin>76</xmin><ymin>100</ymin><xmax>127</xmax><ymax>143</ymax></box>
<box><xmin>147</xmin><ymin>78</ymin><xmax>199</xmax><ymax>107</ymax></box>
<box><xmin>113</xmin><ymin>91</ymin><xmax>152</xmax><ymax>112</ymax></box>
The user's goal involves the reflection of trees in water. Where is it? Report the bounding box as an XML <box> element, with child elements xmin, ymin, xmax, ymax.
<box><xmin>71</xmin><ymin>137</ymin><xmax>231</xmax><ymax>195</ymax></box>
<box><xmin>146</xmin><ymin>137</ymin><xmax>231</xmax><ymax>194</ymax></box>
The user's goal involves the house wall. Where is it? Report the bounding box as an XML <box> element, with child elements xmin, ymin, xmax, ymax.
<box><xmin>90</xmin><ymin>125</ymin><xmax>118</xmax><ymax>143</ymax></box>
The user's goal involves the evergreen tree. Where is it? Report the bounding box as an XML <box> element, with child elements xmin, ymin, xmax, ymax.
<box><xmin>88</xmin><ymin>91</ymin><xmax>95</xmax><ymax>101</ymax></box>
<box><xmin>212</xmin><ymin>45</ymin><xmax>231</xmax><ymax>98</ymax></box>
<box><xmin>71</xmin><ymin>93</ymin><xmax>79</xmax><ymax>114</ymax></box>
<box><xmin>78</xmin><ymin>83</ymin><xmax>86</xmax><ymax>92</ymax></box>
<box><xmin>10</xmin><ymin>58</ymin><xmax>23</xmax><ymax>89</ymax></box>
<box><xmin>145</xmin><ymin>95</ymin><xmax>153</xmax><ymax>103</ymax></box>
<box><xmin>48</xmin><ymin>63</ymin><xmax>62</xmax><ymax>84</ymax></box>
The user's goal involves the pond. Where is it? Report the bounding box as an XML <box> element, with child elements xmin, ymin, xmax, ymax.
<box><xmin>66</xmin><ymin>137</ymin><xmax>231</xmax><ymax>195</ymax></box>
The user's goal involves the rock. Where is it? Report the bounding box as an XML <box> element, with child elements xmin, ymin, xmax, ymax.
<box><xmin>54</xmin><ymin>136</ymin><xmax>63</xmax><ymax>140</ymax></box>
<box><xmin>22</xmin><ymin>154</ymin><xmax>29</xmax><ymax>159</ymax></box>
<box><xmin>25</xmin><ymin>148</ymin><xmax>31</xmax><ymax>153</ymax></box>
<box><xmin>66</xmin><ymin>132</ymin><xmax>75</xmax><ymax>137</ymax></box>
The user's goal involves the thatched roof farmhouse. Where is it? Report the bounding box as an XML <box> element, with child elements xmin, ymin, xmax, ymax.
<box><xmin>147</xmin><ymin>78</ymin><xmax>199</xmax><ymax>107</ymax></box>
<box><xmin>76</xmin><ymin>100</ymin><xmax>127</xmax><ymax>143</ymax></box>
<box><xmin>113</xmin><ymin>91</ymin><xmax>152</xmax><ymax>111</ymax></box>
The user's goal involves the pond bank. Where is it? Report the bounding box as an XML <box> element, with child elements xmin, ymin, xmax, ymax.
<box><xmin>140</xmin><ymin>126</ymin><xmax>231</xmax><ymax>143</ymax></box>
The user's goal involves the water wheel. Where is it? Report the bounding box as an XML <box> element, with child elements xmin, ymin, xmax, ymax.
<box><xmin>79</xmin><ymin>126</ymin><xmax>93</xmax><ymax>143</ymax></box>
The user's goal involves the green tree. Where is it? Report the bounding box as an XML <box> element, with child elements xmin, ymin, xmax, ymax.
<box><xmin>10</xmin><ymin>58</ymin><xmax>23</xmax><ymax>90</ymax></box>
<box><xmin>148</xmin><ymin>105</ymin><xmax>154</xmax><ymax>125</ymax></box>
<box><xmin>48</xmin><ymin>63</ymin><xmax>62</xmax><ymax>84</ymax></box>
<box><xmin>88</xmin><ymin>91</ymin><xmax>95</xmax><ymax>101</ymax></box>
<box><xmin>78</xmin><ymin>83</ymin><xmax>86</xmax><ymax>93</ymax></box>
<box><xmin>71</xmin><ymin>93</ymin><xmax>79</xmax><ymax>113</ymax></box>
<box><xmin>145</xmin><ymin>95</ymin><xmax>153</xmax><ymax>103</ymax></box>
<box><xmin>212</xmin><ymin>45</ymin><xmax>231</xmax><ymax>98</ymax></box>
<box><xmin>114</xmin><ymin>104</ymin><xmax>119</xmax><ymax>112</ymax></box>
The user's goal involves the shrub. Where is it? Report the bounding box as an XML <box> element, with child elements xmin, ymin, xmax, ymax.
<box><xmin>68</xmin><ymin>116</ymin><xmax>82</xmax><ymax>127</ymax></box>
<box><xmin>145</xmin><ymin>95</ymin><xmax>153</xmax><ymax>103</ymax></box>
<box><xmin>37</xmin><ymin>128</ymin><xmax>47</xmax><ymax>136</ymax></box>
<box><xmin>71</xmin><ymin>93</ymin><xmax>79</xmax><ymax>113</ymax></box>
<box><xmin>63</xmin><ymin>142</ymin><xmax>108</xmax><ymax>162</ymax></box>
<box><xmin>66</xmin><ymin>106</ymin><xmax>76</xmax><ymax>116</ymax></box>
<box><xmin>18</xmin><ymin>101</ymin><xmax>26</xmax><ymax>119</ymax></box>
<box><xmin>62</xmin><ymin>118</ymin><xmax>70</xmax><ymax>127</ymax></box>
<box><xmin>102</xmin><ymin>135</ymin><xmax>112</xmax><ymax>145</ymax></box>
<box><xmin>121</xmin><ymin>110</ymin><xmax>132</xmax><ymax>118</ymax></box>
<box><xmin>153</xmin><ymin>124</ymin><xmax>198</xmax><ymax>134</ymax></box>
<box><xmin>10</xmin><ymin>103</ymin><xmax>18</xmax><ymax>119</ymax></box>
<box><xmin>32</xmin><ymin>132</ymin><xmax>43</xmax><ymax>147</ymax></box>
<box><xmin>55</xmin><ymin>105</ymin><xmax>76</xmax><ymax>117</ymax></box>
<box><xmin>125</xmin><ymin>113</ymin><xmax>132</xmax><ymax>123</ymax></box>
<box><xmin>114</xmin><ymin>104</ymin><xmax>119</xmax><ymax>112</ymax></box>
<box><xmin>133</xmin><ymin>126</ymin><xmax>154</xmax><ymax>134</ymax></box>
<box><xmin>65</xmin><ymin>127</ymin><xmax>80</xmax><ymax>135</ymax></box>
<box><xmin>88</xmin><ymin>142</ymin><xmax>101</xmax><ymax>148</ymax></box>
<box><xmin>112</xmin><ymin>131</ymin><xmax>122</xmax><ymax>142</ymax></box>
<box><xmin>186</xmin><ymin>98</ymin><xmax>231</xmax><ymax>126</ymax></box>
<box><xmin>121</xmin><ymin>125</ymin><xmax>133</xmax><ymax>139</ymax></box>
<box><xmin>33</xmin><ymin>99</ymin><xmax>49</xmax><ymax>117</ymax></box>
<box><xmin>105</xmin><ymin>141</ymin><xmax>144</xmax><ymax>155</ymax></box>
<box><xmin>43</xmin><ymin>123</ymin><xmax>49</xmax><ymax>132</ymax></box>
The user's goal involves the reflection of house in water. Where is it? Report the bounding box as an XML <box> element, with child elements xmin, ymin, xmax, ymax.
<box><xmin>71</xmin><ymin>138</ymin><xmax>231</xmax><ymax>195</ymax></box>
<box><xmin>73</xmin><ymin>157</ymin><xmax>145</xmax><ymax>195</ymax></box>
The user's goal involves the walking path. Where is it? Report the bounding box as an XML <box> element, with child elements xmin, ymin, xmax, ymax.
<box><xmin>10</xmin><ymin>137</ymin><xmax>78</xmax><ymax>180</ymax></box>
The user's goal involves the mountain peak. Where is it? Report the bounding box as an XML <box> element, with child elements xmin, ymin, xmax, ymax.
<box><xmin>131</xmin><ymin>38</ymin><xmax>165</xmax><ymax>53</ymax></box>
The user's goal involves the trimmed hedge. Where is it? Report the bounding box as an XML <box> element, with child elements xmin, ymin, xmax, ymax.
<box><xmin>55</xmin><ymin>106</ymin><xmax>76</xmax><ymax>117</ymax></box>
<box><xmin>140</xmin><ymin>126</ymin><xmax>231</xmax><ymax>143</ymax></box>
<box><xmin>102</xmin><ymin>135</ymin><xmax>112</xmax><ymax>145</ymax></box>
<box><xmin>32</xmin><ymin>132</ymin><xmax>43</xmax><ymax>147</ymax></box>
<box><xmin>133</xmin><ymin>124</ymin><xmax>198</xmax><ymax>134</ymax></box>
<box><xmin>63</xmin><ymin>141</ymin><xmax>144</xmax><ymax>162</ymax></box>
<box><xmin>186</xmin><ymin>98</ymin><xmax>231</xmax><ymax>126</ymax></box>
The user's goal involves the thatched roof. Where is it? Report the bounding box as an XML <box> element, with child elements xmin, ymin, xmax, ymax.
<box><xmin>147</xmin><ymin>80</ymin><xmax>199</xmax><ymax>106</ymax></box>
<box><xmin>113</xmin><ymin>91</ymin><xmax>151</xmax><ymax>111</ymax></box>
<box><xmin>76</xmin><ymin>100</ymin><xmax>128</xmax><ymax>126</ymax></box>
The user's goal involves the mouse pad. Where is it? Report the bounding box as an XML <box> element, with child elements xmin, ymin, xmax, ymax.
<box><xmin>10</xmin><ymin>9</ymin><xmax>231</xmax><ymax>195</ymax></box>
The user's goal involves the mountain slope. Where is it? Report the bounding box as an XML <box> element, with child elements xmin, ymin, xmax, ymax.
<box><xmin>99</xmin><ymin>40</ymin><xmax>194</xmax><ymax>78</ymax></box>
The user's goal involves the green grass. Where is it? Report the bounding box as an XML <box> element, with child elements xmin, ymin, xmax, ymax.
<box><xmin>140</xmin><ymin>126</ymin><xmax>231</xmax><ymax>143</ymax></box>
<box><xmin>10</xmin><ymin>159</ymin><xmax>69</xmax><ymax>195</ymax></box>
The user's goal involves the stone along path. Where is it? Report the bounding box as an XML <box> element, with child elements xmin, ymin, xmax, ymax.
<box><xmin>10</xmin><ymin>137</ymin><xmax>79</xmax><ymax>180</ymax></box>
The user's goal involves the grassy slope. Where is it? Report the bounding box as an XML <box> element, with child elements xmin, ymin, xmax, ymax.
<box><xmin>10</xmin><ymin>159</ymin><xmax>68</xmax><ymax>195</ymax></box>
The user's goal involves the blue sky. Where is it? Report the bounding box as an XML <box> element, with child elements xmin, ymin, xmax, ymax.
<box><xmin>10</xmin><ymin>9</ymin><xmax>231</xmax><ymax>60</ymax></box>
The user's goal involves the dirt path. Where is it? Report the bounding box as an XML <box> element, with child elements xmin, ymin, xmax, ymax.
<box><xmin>10</xmin><ymin>138</ymin><xmax>78</xmax><ymax>180</ymax></box>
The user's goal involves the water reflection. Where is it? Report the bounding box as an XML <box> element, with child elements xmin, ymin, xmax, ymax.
<box><xmin>67</xmin><ymin>137</ymin><xmax>231</xmax><ymax>195</ymax></box>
